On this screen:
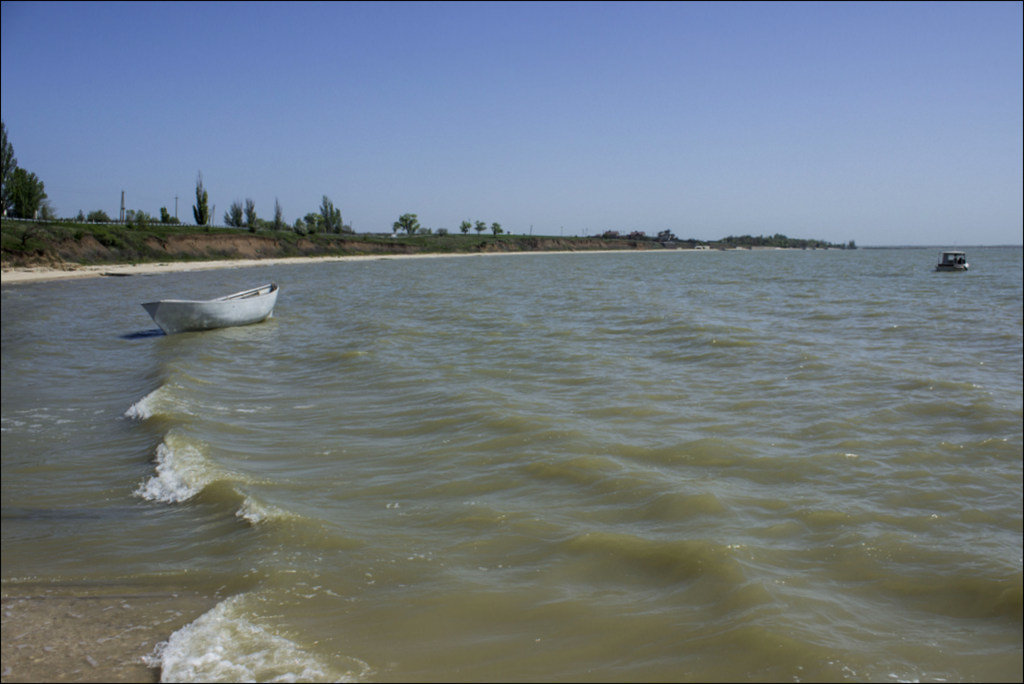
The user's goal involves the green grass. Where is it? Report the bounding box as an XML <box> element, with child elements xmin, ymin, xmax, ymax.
<box><xmin>1</xmin><ymin>220</ymin><xmax>657</xmax><ymax>268</ymax></box>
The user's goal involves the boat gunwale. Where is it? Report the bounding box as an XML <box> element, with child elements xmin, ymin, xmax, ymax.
<box><xmin>143</xmin><ymin>283</ymin><xmax>277</xmax><ymax>307</ymax></box>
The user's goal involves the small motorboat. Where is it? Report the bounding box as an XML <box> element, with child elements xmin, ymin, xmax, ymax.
<box><xmin>935</xmin><ymin>250</ymin><xmax>968</xmax><ymax>272</ymax></box>
<box><xmin>142</xmin><ymin>283</ymin><xmax>279</xmax><ymax>334</ymax></box>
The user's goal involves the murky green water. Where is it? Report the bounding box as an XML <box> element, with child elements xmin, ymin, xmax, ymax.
<box><xmin>3</xmin><ymin>247</ymin><xmax>1021</xmax><ymax>682</ymax></box>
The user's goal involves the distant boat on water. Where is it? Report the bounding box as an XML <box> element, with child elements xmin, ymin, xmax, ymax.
<box><xmin>935</xmin><ymin>250</ymin><xmax>969</xmax><ymax>272</ymax></box>
<box><xmin>142</xmin><ymin>283</ymin><xmax>279</xmax><ymax>334</ymax></box>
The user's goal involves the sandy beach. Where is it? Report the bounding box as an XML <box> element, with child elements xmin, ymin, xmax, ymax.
<box><xmin>0</xmin><ymin>253</ymin><xmax>480</xmax><ymax>285</ymax></box>
<box><xmin>0</xmin><ymin>249</ymin><xmax>699</xmax><ymax>285</ymax></box>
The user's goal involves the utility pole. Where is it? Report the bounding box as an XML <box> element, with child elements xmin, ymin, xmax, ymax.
<box><xmin>120</xmin><ymin>191</ymin><xmax>125</xmax><ymax>223</ymax></box>
<box><xmin>174</xmin><ymin>195</ymin><xmax>178</xmax><ymax>220</ymax></box>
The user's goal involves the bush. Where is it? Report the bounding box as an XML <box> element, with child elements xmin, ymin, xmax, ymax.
<box><xmin>93</xmin><ymin>228</ymin><xmax>126</xmax><ymax>249</ymax></box>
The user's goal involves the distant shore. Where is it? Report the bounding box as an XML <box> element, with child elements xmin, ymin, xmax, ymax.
<box><xmin>0</xmin><ymin>248</ymin><xmax>717</xmax><ymax>285</ymax></box>
<box><xmin>1</xmin><ymin>221</ymin><xmax>858</xmax><ymax>280</ymax></box>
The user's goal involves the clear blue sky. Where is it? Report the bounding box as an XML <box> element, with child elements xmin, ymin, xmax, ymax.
<box><xmin>2</xmin><ymin>1</ymin><xmax>1021</xmax><ymax>245</ymax></box>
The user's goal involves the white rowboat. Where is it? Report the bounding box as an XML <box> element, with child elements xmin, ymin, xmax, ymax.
<box><xmin>142</xmin><ymin>283</ymin><xmax>279</xmax><ymax>334</ymax></box>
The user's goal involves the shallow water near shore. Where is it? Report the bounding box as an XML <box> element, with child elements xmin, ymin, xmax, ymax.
<box><xmin>3</xmin><ymin>247</ymin><xmax>1022</xmax><ymax>682</ymax></box>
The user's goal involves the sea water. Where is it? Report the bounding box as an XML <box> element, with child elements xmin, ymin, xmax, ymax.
<box><xmin>2</xmin><ymin>247</ymin><xmax>1021</xmax><ymax>682</ymax></box>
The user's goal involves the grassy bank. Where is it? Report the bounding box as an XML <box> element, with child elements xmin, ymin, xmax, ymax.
<box><xmin>1</xmin><ymin>220</ymin><xmax>672</xmax><ymax>269</ymax></box>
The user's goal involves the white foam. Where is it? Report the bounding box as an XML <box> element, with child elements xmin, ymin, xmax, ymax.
<box><xmin>125</xmin><ymin>387</ymin><xmax>166</xmax><ymax>420</ymax></box>
<box><xmin>236</xmin><ymin>496</ymin><xmax>295</xmax><ymax>525</ymax></box>
<box><xmin>133</xmin><ymin>438</ymin><xmax>209</xmax><ymax>503</ymax></box>
<box><xmin>125</xmin><ymin>384</ymin><xmax>199</xmax><ymax>421</ymax></box>
<box><xmin>145</xmin><ymin>594</ymin><xmax>370</xmax><ymax>682</ymax></box>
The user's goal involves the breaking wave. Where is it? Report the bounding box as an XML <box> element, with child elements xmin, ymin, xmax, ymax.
<box><xmin>145</xmin><ymin>594</ymin><xmax>372</xmax><ymax>683</ymax></box>
<box><xmin>133</xmin><ymin>432</ymin><xmax>218</xmax><ymax>503</ymax></box>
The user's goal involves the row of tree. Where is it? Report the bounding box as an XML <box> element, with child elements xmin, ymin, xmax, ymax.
<box><xmin>1</xmin><ymin>121</ymin><xmax>52</xmax><ymax>220</ymax></box>
<box><xmin>0</xmin><ymin>128</ymin><xmax>352</xmax><ymax>234</ymax></box>
<box><xmin>459</xmin><ymin>220</ymin><xmax>503</xmax><ymax>237</ymax></box>
<box><xmin>599</xmin><ymin>229</ymin><xmax>854</xmax><ymax>249</ymax></box>
<box><xmin>390</xmin><ymin>215</ymin><xmax>504</xmax><ymax>237</ymax></box>
<box><xmin>189</xmin><ymin>172</ymin><xmax>351</xmax><ymax>235</ymax></box>
<box><xmin>718</xmin><ymin>233</ymin><xmax>854</xmax><ymax>249</ymax></box>
<box><xmin>4</xmin><ymin>123</ymin><xmax>849</xmax><ymax>248</ymax></box>
<box><xmin>601</xmin><ymin>229</ymin><xmax>680</xmax><ymax>242</ymax></box>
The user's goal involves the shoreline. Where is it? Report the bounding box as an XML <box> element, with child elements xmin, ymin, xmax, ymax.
<box><xmin>0</xmin><ymin>248</ymin><xmax>709</xmax><ymax>285</ymax></box>
<box><xmin>1</xmin><ymin>583</ymin><xmax>217</xmax><ymax>683</ymax></box>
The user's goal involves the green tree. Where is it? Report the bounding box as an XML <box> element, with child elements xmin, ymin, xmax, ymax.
<box><xmin>273</xmin><ymin>198</ymin><xmax>284</xmax><ymax>231</ymax></box>
<box><xmin>303</xmin><ymin>212</ymin><xmax>323</xmax><ymax>233</ymax></box>
<box><xmin>225</xmin><ymin>200</ymin><xmax>244</xmax><ymax>227</ymax></box>
<box><xmin>474</xmin><ymin>220</ymin><xmax>486</xmax><ymax>236</ymax></box>
<box><xmin>245</xmin><ymin>198</ymin><xmax>257</xmax><ymax>232</ymax></box>
<box><xmin>87</xmin><ymin>209</ymin><xmax>111</xmax><ymax>222</ymax></box>
<box><xmin>159</xmin><ymin>207</ymin><xmax>180</xmax><ymax>224</ymax></box>
<box><xmin>1</xmin><ymin>120</ymin><xmax>16</xmax><ymax>216</ymax></box>
<box><xmin>490</xmin><ymin>222</ymin><xmax>502</xmax><ymax>236</ymax></box>
<box><xmin>126</xmin><ymin>209</ymin><xmax>153</xmax><ymax>229</ymax></box>
<box><xmin>192</xmin><ymin>172</ymin><xmax>210</xmax><ymax>226</ymax></box>
<box><xmin>8</xmin><ymin>167</ymin><xmax>47</xmax><ymax>219</ymax></box>
<box><xmin>394</xmin><ymin>213</ymin><xmax>420</xmax><ymax>236</ymax></box>
<box><xmin>460</xmin><ymin>220</ymin><xmax>472</xmax><ymax>235</ymax></box>
<box><xmin>320</xmin><ymin>196</ymin><xmax>342</xmax><ymax>233</ymax></box>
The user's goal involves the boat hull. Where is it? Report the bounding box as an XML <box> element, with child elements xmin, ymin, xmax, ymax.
<box><xmin>142</xmin><ymin>284</ymin><xmax>279</xmax><ymax>334</ymax></box>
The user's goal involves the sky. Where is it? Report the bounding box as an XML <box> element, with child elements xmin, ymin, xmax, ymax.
<box><xmin>1</xmin><ymin>1</ymin><xmax>1021</xmax><ymax>246</ymax></box>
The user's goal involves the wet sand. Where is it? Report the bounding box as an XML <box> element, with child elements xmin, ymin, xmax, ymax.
<box><xmin>1</xmin><ymin>584</ymin><xmax>217</xmax><ymax>683</ymax></box>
